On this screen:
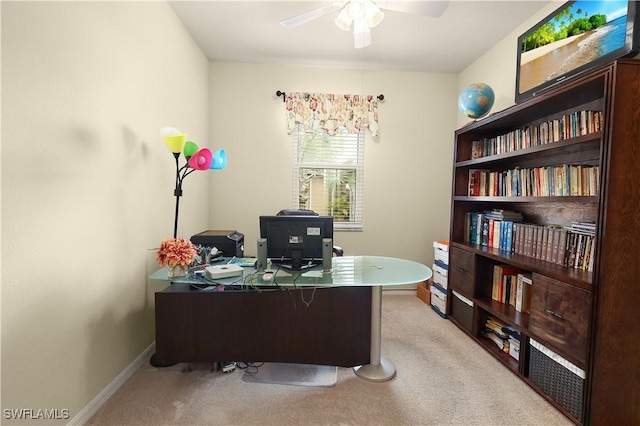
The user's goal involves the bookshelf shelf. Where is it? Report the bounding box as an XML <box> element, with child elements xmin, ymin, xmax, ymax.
<box><xmin>452</xmin><ymin>196</ymin><xmax>597</xmax><ymax>203</ymax></box>
<box><xmin>455</xmin><ymin>132</ymin><xmax>602</xmax><ymax>168</ymax></box>
<box><xmin>474</xmin><ymin>297</ymin><xmax>530</xmax><ymax>331</ymax></box>
<box><xmin>475</xmin><ymin>336</ymin><xmax>520</xmax><ymax>373</ymax></box>
<box><xmin>451</xmin><ymin>242</ymin><xmax>592</xmax><ymax>288</ymax></box>
<box><xmin>446</xmin><ymin>60</ymin><xmax>640</xmax><ymax>425</ymax></box>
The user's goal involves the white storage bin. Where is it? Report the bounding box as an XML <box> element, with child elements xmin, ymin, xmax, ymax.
<box><xmin>430</xmin><ymin>285</ymin><xmax>447</xmax><ymax>318</ymax></box>
<box><xmin>433</xmin><ymin>240</ymin><xmax>449</xmax><ymax>266</ymax></box>
<box><xmin>434</xmin><ymin>249</ymin><xmax>448</xmax><ymax>266</ymax></box>
<box><xmin>432</xmin><ymin>263</ymin><xmax>448</xmax><ymax>289</ymax></box>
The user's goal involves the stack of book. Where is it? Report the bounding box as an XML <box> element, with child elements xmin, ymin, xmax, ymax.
<box><xmin>481</xmin><ymin>317</ymin><xmax>510</xmax><ymax>353</ymax></box>
<box><xmin>570</xmin><ymin>221</ymin><xmax>596</xmax><ymax>234</ymax></box>
<box><xmin>485</xmin><ymin>209</ymin><xmax>524</xmax><ymax>221</ymax></box>
<box><xmin>502</xmin><ymin>325</ymin><xmax>521</xmax><ymax>361</ymax></box>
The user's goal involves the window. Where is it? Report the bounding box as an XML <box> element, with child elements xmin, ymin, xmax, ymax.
<box><xmin>292</xmin><ymin>126</ymin><xmax>364</xmax><ymax>230</ymax></box>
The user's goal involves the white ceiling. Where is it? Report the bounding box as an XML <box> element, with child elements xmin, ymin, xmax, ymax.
<box><xmin>169</xmin><ymin>0</ymin><xmax>550</xmax><ymax>73</ymax></box>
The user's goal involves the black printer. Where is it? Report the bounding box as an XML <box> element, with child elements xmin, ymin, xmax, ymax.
<box><xmin>190</xmin><ymin>230</ymin><xmax>244</xmax><ymax>257</ymax></box>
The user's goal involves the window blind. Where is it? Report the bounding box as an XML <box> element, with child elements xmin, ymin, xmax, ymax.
<box><xmin>292</xmin><ymin>128</ymin><xmax>364</xmax><ymax>230</ymax></box>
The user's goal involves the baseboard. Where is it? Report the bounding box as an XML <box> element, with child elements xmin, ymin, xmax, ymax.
<box><xmin>382</xmin><ymin>285</ymin><xmax>418</xmax><ymax>291</ymax></box>
<box><xmin>68</xmin><ymin>342</ymin><xmax>155</xmax><ymax>425</ymax></box>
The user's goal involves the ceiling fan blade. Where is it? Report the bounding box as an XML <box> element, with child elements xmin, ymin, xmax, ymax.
<box><xmin>377</xmin><ymin>0</ymin><xmax>449</xmax><ymax>18</ymax></box>
<box><xmin>280</xmin><ymin>1</ymin><xmax>347</xmax><ymax>28</ymax></box>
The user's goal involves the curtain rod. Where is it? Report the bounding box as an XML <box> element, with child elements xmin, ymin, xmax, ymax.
<box><xmin>275</xmin><ymin>91</ymin><xmax>384</xmax><ymax>102</ymax></box>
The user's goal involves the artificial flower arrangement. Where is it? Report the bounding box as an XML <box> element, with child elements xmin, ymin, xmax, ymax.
<box><xmin>156</xmin><ymin>237</ymin><xmax>197</xmax><ymax>277</ymax></box>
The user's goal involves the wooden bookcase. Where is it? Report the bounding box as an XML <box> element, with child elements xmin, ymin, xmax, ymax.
<box><xmin>447</xmin><ymin>60</ymin><xmax>640</xmax><ymax>425</ymax></box>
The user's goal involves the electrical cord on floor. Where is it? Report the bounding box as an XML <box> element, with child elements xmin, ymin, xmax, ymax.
<box><xmin>235</xmin><ymin>361</ymin><xmax>264</xmax><ymax>375</ymax></box>
<box><xmin>218</xmin><ymin>361</ymin><xmax>237</xmax><ymax>373</ymax></box>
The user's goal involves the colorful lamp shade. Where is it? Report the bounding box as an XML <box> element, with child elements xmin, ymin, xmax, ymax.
<box><xmin>164</xmin><ymin>133</ymin><xmax>187</xmax><ymax>154</ymax></box>
<box><xmin>183</xmin><ymin>141</ymin><xmax>199</xmax><ymax>159</ymax></box>
<box><xmin>187</xmin><ymin>148</ymin><xmax>213</xmax><ymax>170</ymax></box>
<box><xmin>210</xmin><ymin>149</ymin><xmax>227</xmax><ymax>170</ymax></box>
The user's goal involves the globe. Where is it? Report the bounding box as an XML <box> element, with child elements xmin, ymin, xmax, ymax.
<box><xmin>458</xmin><ymin>83</ymin><xmax>495</xmax><ymax>119</ymax></box>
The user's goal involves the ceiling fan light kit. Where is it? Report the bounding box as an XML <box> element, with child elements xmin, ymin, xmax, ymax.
<box><xmin>353</xmin><ymin>19</ymin><xmax>372</xmax><ymax>49</ymax></box>
<box><xmin>335</xmin><ymin>0</ymin><xmax>384</xmax><ymax>48</ymax></box>
<box><xmin>280</xmin><ymin>0</ymin><xmax>449</xmax><ymax>49</ymax></box>
<box><xmin>334</xmin><ymin>7</ymin><xmax>352</xmax><ymax>31</ymax></box>
<box><xmin>365</xmin><ymin>1</ymin><xmax>385</xmax><ymax>27</ymax></box>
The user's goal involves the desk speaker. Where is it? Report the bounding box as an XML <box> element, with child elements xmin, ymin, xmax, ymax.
<box><xmin>323</xmin><ymin>238</ymin><xmax>332</xmax><ymax>272</ymax></box>
<box><xmin>257</xmin><ymin>238</ymin><xmax>267</xmax><ymax>272</ymax></box>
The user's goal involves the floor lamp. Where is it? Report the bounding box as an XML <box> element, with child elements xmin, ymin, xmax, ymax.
<box><xmin>161</xmin><ymin>127</ymin><xmax>227</xmax><ymax>238</ymax></box>
<box><xmin>151</xmin><ymin>128</ymin><xmax>226</xmax><ymax>369</ymax></box>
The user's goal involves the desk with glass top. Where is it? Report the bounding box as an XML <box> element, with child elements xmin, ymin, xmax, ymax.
<box><xmin>150</xmin><ymin>256</ymin><xmax>432</xmax><ymax>382</ymax></box>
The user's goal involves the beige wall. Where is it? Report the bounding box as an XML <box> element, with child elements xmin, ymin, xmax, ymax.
<box><xmin>208</xmin><ymin>63</ymin><xmax>457</xmax><ymax>264</ymax></box>
<box><xmin>1</xmin><ymin>0</ymin><xmax>561</xmax><ymax>422</ymax></box>
<box><xmin>457</xmin><ymin>1</ymin><xmax>559</xmax><ymax>128</ymax></box>
<box><xmin>1</xmin><ymin>1</ymin><xmax>209</xmax><ymax>423</ymax></box>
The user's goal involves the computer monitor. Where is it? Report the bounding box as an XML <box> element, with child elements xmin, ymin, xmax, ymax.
<box><xmin>259</xmin><ymin>215</ymin><xmax>334</xmax><ymax>270</ymax></box>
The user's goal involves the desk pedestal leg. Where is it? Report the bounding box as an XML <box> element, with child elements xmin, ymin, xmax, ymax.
<box><xmin>353</xmin><ymin>286</ymin><xmax>395</xmax><ymax>382</ymax></box>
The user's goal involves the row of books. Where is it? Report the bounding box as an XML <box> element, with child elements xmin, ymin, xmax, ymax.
<box><xmin>481</xmin><ymin>317</ymin><xmax>521</xmax><ymax>361</ymax></box>
<box><xmin>468</xmin><ymin>164</ymin><xmax>600</xmax><ymax>197</ymax></box>
<box><xmin>492</xmin><ymin>266</ymin><xmax>532</xmax><ymax>314</ymax></box>
<box><xmin>465</xmin><ymin>212</ymin><xmax>596</xmax><ymax>271</ymax></box>
<box><xmin>466</xmin><ymin>210</ymin><xmax>518</xmax><ymax>246</ymax></box>
<box><xmin>470</xmin><ymin>109</ymin><xmax>603</xmax><ymax>159</ymax></box>
<box><xmin>513</xmin><ymin>223</ymin><xmax>596</xmax><ymax>271</ymax></box>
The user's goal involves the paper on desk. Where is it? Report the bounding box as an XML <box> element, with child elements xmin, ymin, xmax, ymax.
<box><xmin>264</xmin><ymin>269</ymin><xmax>291</xmax><ymax>278</ymax></box>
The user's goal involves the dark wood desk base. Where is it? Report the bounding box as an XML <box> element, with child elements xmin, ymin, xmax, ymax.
<box><xmin>154</xmin><ymin>284</ymin><xmax>372</xmax><ymax>367</ymax></box>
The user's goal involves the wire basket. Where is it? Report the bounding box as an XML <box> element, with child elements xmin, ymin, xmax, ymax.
<box><xmin>528</xmin><ymin>340</ymin><xmax>585</xmax><ymax>423</ymax></box>
<box><xmin>451</xmin><ymin>290</ymin><xmax>474</xmax><ymax>333</ymax></box>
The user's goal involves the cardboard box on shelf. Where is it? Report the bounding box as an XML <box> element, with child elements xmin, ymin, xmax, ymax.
<box><xmin>433</xmin><ymin>240</ymin><xmax>449</xmax><ymax>266</ymax></box>
<box><xmin>416</xmin><ymin>279</ymin><xmax>431</xmax><ymax>305</ymax></box>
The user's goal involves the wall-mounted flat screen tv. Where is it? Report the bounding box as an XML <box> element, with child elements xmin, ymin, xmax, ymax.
<box><xmin>515</xmin><ymin>0</ymin><xmax>640</xmax><ymax>103</ymax></box>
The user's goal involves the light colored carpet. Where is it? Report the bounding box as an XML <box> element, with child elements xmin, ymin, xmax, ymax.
<box><xmin>87</xmin><ymin>290</ymin><xmax>572</xmax><ymax>425</ymax></box>
<box><xmin>241</xmin><ymin>363</ymin><xmax>337</xmax><ymax>387</ymax></box>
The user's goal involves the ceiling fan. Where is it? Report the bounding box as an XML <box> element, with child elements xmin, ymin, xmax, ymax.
<box><xmin>280</xmin><ymin>0</ymin><xmax>449</xmax><ymax>49</ymax></box>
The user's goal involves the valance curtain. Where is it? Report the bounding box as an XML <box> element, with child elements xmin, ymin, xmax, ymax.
<box><xmin>285</xmin><ymin>92</ymin><xmax>379</xmax><ymax>137</ymax></box>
